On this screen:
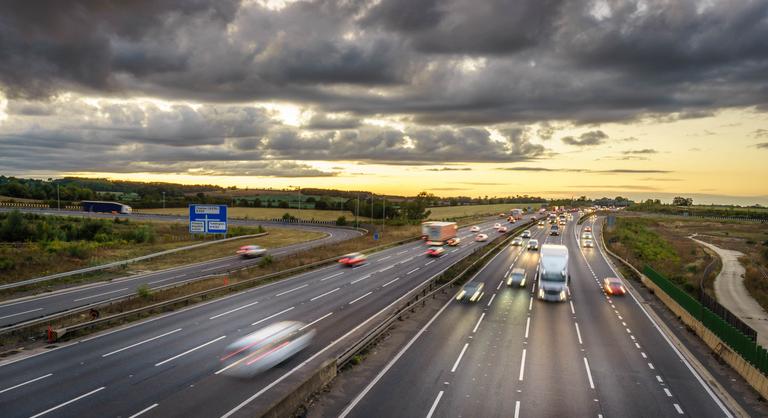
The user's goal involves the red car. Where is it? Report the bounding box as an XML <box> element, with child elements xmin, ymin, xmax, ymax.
<box><xmin>603</xmin><ymin>277</ymin><xmax>626</xmax><ymax>295</ymax></box>
<box><xmin>425</xmin><ymin>246</ymin><xmax>446</xmax><ymax>257</ymax></box>
<box><xmin>339</xmin><ymin>252</ymin><xmax>367</xmax><ymax>266</ymax></box>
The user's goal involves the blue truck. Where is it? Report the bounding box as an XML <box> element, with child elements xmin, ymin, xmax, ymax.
<box><xmin>81</xmin><ymin>201</ymin><xmax>132</xmax><ymax>214</ymax></box>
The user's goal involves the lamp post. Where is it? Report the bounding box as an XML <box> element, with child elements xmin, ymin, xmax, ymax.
<box><xmin>162</xmin><ymin>192</ymin><xmax>165</xmax><ymax>209</ymax></box>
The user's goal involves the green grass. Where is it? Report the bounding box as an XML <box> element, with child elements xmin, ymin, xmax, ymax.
<box><xmin>141</xmin><ymin>207</ymin><xmax>372</xmax><ymax>222</ymax></box>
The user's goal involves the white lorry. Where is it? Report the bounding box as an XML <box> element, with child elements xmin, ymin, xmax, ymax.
<box><xmin>422</xmin><ymin>221</ymin><xmax>458</xmax><ymax>246</ymax></box>
<box><xmin>537</xmin><ymin>244</ymin><xmax>570</xmax><ymax>302</ymax></box>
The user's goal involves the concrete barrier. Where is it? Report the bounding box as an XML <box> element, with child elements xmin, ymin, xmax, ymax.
<box><xmin>259</xmin><ymin>359</ymin><xmax>337</xmax><ymax>418</ymax></box>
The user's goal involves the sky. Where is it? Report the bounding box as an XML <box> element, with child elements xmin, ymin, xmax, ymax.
<box><xmin>0</xmin><ymin>0</ymin><xmax>767</xmax><ymax>205</ymax></box>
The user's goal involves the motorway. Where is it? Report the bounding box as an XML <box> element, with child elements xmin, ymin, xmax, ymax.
<box><xmin>0</xmin><ymin>209</ymin><xmax>362</xmax><ymax>327</ymax></box>
<box><xmin>0</xmin><ymin>216</ymin><xmax>526</xmax><ymax>418</ymax></box>
<box><xmin>340</xmin><ymin>215</ymin><xmax>735</xmax><ymax>418</ymax></box>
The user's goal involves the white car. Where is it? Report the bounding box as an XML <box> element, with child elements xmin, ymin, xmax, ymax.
<box><xmin>498</xmin><ymin>226</ymin><xmax>508</xmax><ymax>233</ymax></box>
<box><xmin>582</xmin><ymin>232</ymin><xmax>593</xmax><ymax>240</ymax></box>
<box><xmin>511</xmin><ymin>237</ymin><xmax>523</xmax><ymax>246</ymax></box>
<box><xmin>527</xmin><ymin>239</ymin><xmax>539</xmax><ymax>250</ymax></box>
<box><xmin>494</xmin><ymin>223</ymin><xmax>502</xmax><ymax>229</ymax></box>
<box><xmin>237</xmin><ymin>245</ymin><xmax>267</xmax><ymax>258</ymax></box>
<box><xmin>521</xmin><ymin>230</ymin><xmax>531</xmax><ymax>238</ymax></box>
<box><xmin>219</xmin><ymin>321</ymin><xmax>315</xmax><ymax>377</ymax></box>
<box><xmin>475</xmin><ymin>233</ymin><xmax>488</xmax><ymax>242</ymax></box>
<box><xmin>582</xmin><ymin>239</ymin><xmax>594</xmax><ymax>248</ymax></box>
<box><xmin>470</xmin><ymin>226</ymin><xmax>480</xmax><ymax>232</ymax></box>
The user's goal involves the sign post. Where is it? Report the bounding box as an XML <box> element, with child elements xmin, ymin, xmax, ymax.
<box><xmin>189</xmin><ymin>204</ymin><xmax>228</xmax><ymax>236</ymax></box>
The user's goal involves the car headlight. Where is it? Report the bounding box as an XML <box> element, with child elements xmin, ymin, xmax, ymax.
<box><xmin>507</xmin><ymin>278</ymin><xmax>512</xmax><ymax>285</ymax></box>
<box><xmin>520</xmin><ymin>278</ymin><xmax>526</xmax><ymax>287</ymax></box>
<box><xmin>559</xmin><ymin>290</ymin><xmax>566</xmax><ymax>300</ymax></box>
<box><xmin>456</xmin><ymin>290</ymin><xmax>466</xmax><ymax>300</ymax></box>
<box><xmin>538</xmin><ymin>288</ymin><xmax>544</xmax><ymax>299</ymax></box>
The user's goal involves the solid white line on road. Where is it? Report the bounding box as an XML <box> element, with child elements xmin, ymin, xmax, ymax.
<box><xmin>155</xmin><ymin>335</ymin><xmax>226</xmax><ymax>366</ymax></box>
<box><xmin>300</xmin><ymin>312</ymin><xmax>333</xmax><ymax>331</ymax></box>
<box><xmin>487</xmin><ymin>293</ymin><xmax>496</xmax><ymax>307</ymax></box>
<box><xmin>451</xmin><ymin>343</ymin><xmax>469</xmax><ymax>373</ymax></box>
<box><xmin>128</xmin><ymin>403</ymin><xmax>159</xmax><ymax>418</ymax></box>
<box><xmin>320</xmin><ymin>272</ymin><xmax>344</xmax><ymax>281</ymax></box>
<box><xmin>664</xmin><ymin>388</ymin><xmax>673</xmax><ymax>397</ymax></box>
<box><xmin>472</xmin><ymin>313</ymin><xmax>486</xmax><ymax>333</ymax></box>
<box><xmin>570</xmin><ymin>301</ymin><xmax>576</xmax><ymax>315</ymax></box>
<box><xmin>102</xmin><ymin>328</ymin><xmax>182</xmax><ymax>357</ymax></box>
<box><xmin>349</xmin><ymin>292</ymin><xmax>373</xmax><ymax>305</ymax></box>
<box><xmin>525</xmin><ymin>317</ymin><xmax>531</xmax><ymax>339</ymax></box>
<box><xmin>513</xmin><ymin>400</ymin><xmax>521</xmax><ymax>418</ymax></box>
<box><xmin>674</xmin><ymin>404</ymin><xmax>684</xmax><ymax>414</ymax></box>
<box><xmin>311</xmin><ymin>288</ymin><xmax>340</xmax><ymax>301</ymax></box>
<box><xmin>275</xmin><ymin>284</ymin><xmax>308</xmax><ymax>297</ymax></box>
<box><xmin>0</xmin><ymin>308</ymin><xmax>43</xmax><ymax>320</ymax></box>
<box><xmin>584</xmin><ymin>357</ymin><xmax>595</xmax><ymax>389</ymax></box>
<box><xmin>519</xmin><ymin>349</ymin><xmax>527</xmax><ymax>381</ymax></box>
<box><xmin>406</xmin><ymin>268</ymin><xmax>420</xmax><ymax>275</ymax></box>
<box><xmin>73</xmin><ymin>287</ymin><xmax>129</xmax><ymax>301</ymax></box>
<box><xmin>575</xmin><ymin>322</ymin><xmax>583</xmax><ymax>345</ymax></box>
<box><xmin>528</xmin><ymin>296</ymin><xmax>533</xmax><ymax>311</ymax></box>
<box><xmin>426</xmin><ymin>391</ymin><xmax>444</xmax><ymax>418</ymax></box>
<box><xmin>351</xmin><ymin>275</ymin><xmax>372</xmax><ymax>284</ymax></box>
<box><xmin>0</xmin><ymin>373</ymin><xmax>52</xmax><ymax>394</ymax></box>
<box><xmin>382</xmin><ymin>277</ymin><xmax>401</xmax><ymax>287</ymax></box>
<box><xmin>251</xmin><ymin>307</ymin><xmax>294</xmax><ymax>326</ymax></box>
<box><xmin>29</xmin><ymin>386</ymin><xmax>106</xmax><ymax>418</ymax></box>
<box><xmin>497</xmin><ymin>280</ymin><xmax>503</xmax><ymax>290</ymax></box>
<box><xmin>209</xmin><ymin>301</ymin><xmax>260</xmax><ymax>320</ymax></box>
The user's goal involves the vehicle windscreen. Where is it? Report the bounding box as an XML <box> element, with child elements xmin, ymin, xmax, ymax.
<box><xmin>541</xmin><ymin>270</ymin><xmax>566</xmax><ymax>282</ymax></box>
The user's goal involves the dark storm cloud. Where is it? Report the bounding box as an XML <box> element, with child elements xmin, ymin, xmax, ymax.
<box><xmin>305</xmin><ymin>114</ymin><xmax>361</xmax><ymax>130</ymax></box>
<box><xmin>496</xmin><ymin>167</ymin><xmax>671</xmax><ymax>174</ymax></box>
<box><xmin>425</xmin><ymin>167</ymin><xmax>472</xmax><ymax>171</ymax></box>
<box><xmin>753</xmin><ymin>129</ymin><xmax>768</xmax><ymax>138</ymax></box>
<box><xmin>561</xmin><ymin>130</ymin><xmax>608</xmax><ymax>147</ymax></box>
<box><xmin>755</xmin><ymin>143</ymin><xmax>768</xmax><ymax>149</ymax></box>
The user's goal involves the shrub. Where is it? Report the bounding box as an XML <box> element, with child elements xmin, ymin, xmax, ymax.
<box><xmin>258</xmin><ymin>255</ymin><xmax>274</xmax><ymax>267</ymax></box>
<box><xmin>336</xmin><ymin>216</ymin><xmax>347</xmax><ymax>226</ymax></box>
<box><xmin>0</xmin><ymin>257</ymin><xmax>15</xmax><ymax>271</ymax></box>
<box><xmin>66</xmin><ymin>241</ymin><xmax>93</xmax><ymax>259</ymax></box>
<box><xmin>137</xmin><ymin>284</ymin><xmax>151</xmax><ymax>299</ymax></box>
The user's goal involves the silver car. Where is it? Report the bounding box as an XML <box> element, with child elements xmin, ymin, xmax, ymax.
<box><xmin>507</xmin><ymin>268</ymin><xmax>527</xmax><ymax>287</ymax></box>
<box><xmin>521</xmin><ymin>230</ymin><xmax>531</xmax><ymax>238</ymax></box>
<box><xmin>218</xmin><ymin>321</ymin><xmax>315</xmax><ymax>377</ymax></box>
<box><xmin>527</xmin><ymin>239</ymin><xmax>539</xmax><ymax>250</ymax></box>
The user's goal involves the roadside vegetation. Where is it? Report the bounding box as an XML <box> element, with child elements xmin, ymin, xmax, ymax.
<box><xmin>628</xmin><ymin>198</ymin><xmax>768</xmax><ymax>221</ymax></box>
<box><xmin>604</xmin><ymin>215</ymin><xmax>720</xmax><ymax>296</ymax></box>
<box><xmin>0</xmin><ymin>210</ymin><xmax>266</xmax><ymax>285</ymax></box>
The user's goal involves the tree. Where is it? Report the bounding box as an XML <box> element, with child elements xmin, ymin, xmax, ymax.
<box><xmin>0</xmin><ymin>210</ymin><xmax>31</xmax><ymax>242</ymax></box>
<box><xmin>278</xmin><ymin>200</ymin><xmax>289</xmax><ymax>209</ymax></box>
<box><xmin>672</xmin><ymin>196</ymin><xmax>693</xmax><ymax>206</ymax></box>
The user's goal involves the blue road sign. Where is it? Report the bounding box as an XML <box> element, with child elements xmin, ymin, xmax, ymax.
<box><xmin>373</xmin><ymin>232</ymin><xmax>379</xmax><ymax>241</ymax></box>
<box><xmin>189</xmin><ymin>204</ymin><xmax>228</xmax><ymax>234</ymax></box>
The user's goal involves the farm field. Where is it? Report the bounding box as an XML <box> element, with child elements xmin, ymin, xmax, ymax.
<box><xmin>428</xmin><ymin>202</ymin><xmax>544</xmax><ymax>219</ymax></box>
<box><xmin>140</xmin><ymin>207</ymin><xmax>368</xmax><ymax>222</ymax></box>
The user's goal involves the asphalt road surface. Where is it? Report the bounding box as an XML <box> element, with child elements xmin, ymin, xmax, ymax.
<box><xmin>0</xmin><ymin>208</ymin><xmax>363</xmax><ymax>327</ymax></box>
<box><xmin>340</xmin><ymin>215</ymin><xmax>735</xmax><ymax>418</ymax></box>
<box><xmin>0</xmin><ymin>216</ymin><xmax>527</xmax><ymax>418</ymax></box>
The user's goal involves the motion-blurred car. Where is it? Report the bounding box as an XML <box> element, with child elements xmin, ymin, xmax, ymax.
<box><xmin>470</xmin><ymin>226</ymin><xmax>480</xmax><ymax>232</ymax></box>
<box><xmin>494</xmin><ymin>223</ymin><xmax>502</xmax><ymax>229</ymax></box>
<box><xmin>499</xmin><ymin>213</ymin><xmax>507</xmax><ymax>218</ymax></box>
<box><xmin>527</xmin><ymin>239</ymin><xmax>539</xmax><ymax>250</ymax></box>
<box><xmin>498</xmin><ymin>226</ymin><xmax>508</xmax><ymax>233</ymax></box>
<box><xmin>507</xmin><ymin>268</ymin><xmax>527</xmax><ymax>287</ymax></box>
<box><xmin>447</xmin><ymin>237</ymin><xmax>461</xmax><ymax>246</ymax></box>
<box><xmin>521</xmin><ymin>230</ymin><xmax>531</xmax><ymax>238</ymax></box>
<box><xmin>537</xmin><ymin>220</ymin><xmax>545</xmax><ymax>226</ymax></box>
<box><xmin>456</xmin><ymin>282</ymin><xmax>485</xmax><ymax>302</ymax></box>
<box><xmin>425</xmin><ymin>246</ymin><xmax>446</xmax><ymax>257</ymax></box>
<box><xmin>582</xmin><ymin>239</ymin><xmax>594</xmax><ymax>248</ymax></box>
<box><xmin>511</xmin><ymin>237</ymin><xmax>523</xmax><ymax>246</ymax></box>
<box><xmin>603</xmin><ymin>277</ymin><xmax>626</xmax><ymax>295</ymax></box>
<box><xmin>584</xmin><ymin>226</ymin><xmax>592</xmax><ymax>232</ymax></box>
<box><xmin>218</xmin><ymin>321</ymin><xmax>315</xmax><ymax>377</ymax></box>
<box><xmin>550</xmin><ymin>225</ymin><xmax>559</xmax><ymax>236</ymax></box>
<box><xmin>582</xmin><ymin>232</ymin><xmax>593</xmax><ymax>240</ymax></box>
<box><xmin>475</xmin><ymin>233</ymin><xmax>488</xmax><ymax>242</ymax></box>
<box><xmin>237</xmin><ymin>245</ymin><xmax>267</xmax><ymax>258</ymax></box>
<box><xmin>338</xmin><ymin>252</ymin><xmax>366</xmax><ymax>266</ymax></box>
